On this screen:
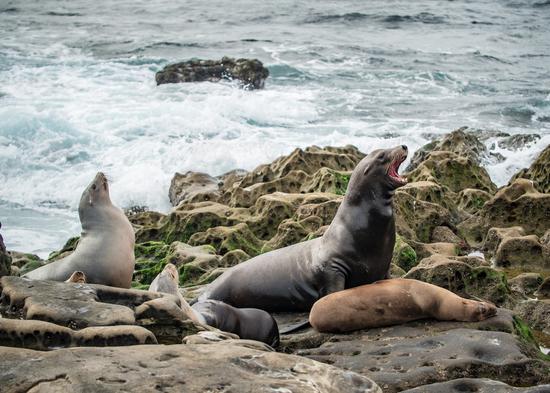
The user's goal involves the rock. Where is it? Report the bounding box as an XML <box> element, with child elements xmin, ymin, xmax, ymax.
<box><xmin>296</xmin><ymin>315</ymin><xmax>550</xmax><ymax>392</ymax></box>
<box><xmin>536</xmin><ymin>277</ymin><xmax>550</xmax><ymax>299</ymax></box>
<box><xmin>169</xmin><ymin>171</ymin><xmax>222</xmax><ymax>207</ymax></box>
<box><xmin>409</xmin><ymin>241</ymin><xmax>460</xmax><ymax>260</ymax></box>
<box><xmin>398</xmin><ymin>181</ymin><xmax>457</xmax><ymax>213</ymax></box>
<box><xmin>406</xmin><ymin>150</ymin><xmax>497</xmax><ymax>194</ymax></box>
<box><xmin>483</xmin><ymin>227</ymin><xmax>526</xmax><ymax>258</ymax></box>
<box><xmin>0</xmin><ymin>276</ymin><xmax>208</xmax><ymax>347</ymax></box>
<box><xmin>0</xmin><ymin>342</ymin><xmax>381</xmax><ymax>393</ymax></box>
<box><xmin>509</xmin><ymin>273</ymin><xmax>544</xmax><ymax>297</ymax></box>
<box><xmin>494</xmin><ymin>235</ymin><xmax>550</xmax><ymax>271</ymax></box>
<box><xmin>0</xmin><ymin>318</ymin><xmax>157</xmax><ymax>350</ymax></box>
<box><xmin>406</xmin><ymin>127</ymin><xmax>490</xmax><ymax>171</ymax></box>
<box><xmin>496</xmin><ymin>134</ymin><xmax>542</xmax><ymax>151</ymax></box>
<box><xmin>404</xmin><ymin>255</ymin><xmax>512</xmax><ymax>306</ymax></box>
<box><xmin>512</xmin><ymin>145</ymin><xmax>550</xmax><ymax>193</ymax></box>
<box><xmin>47</xmin><ymin>236</ymin><xmax>79</xmax><ymax>261</ymax></box>
<box><xmin>219</xmin><ymin>249</ymin><xmax>250</xmax><ymax>267</ymax></box>
<box><xmin>128</xmin><ymin>210</ymin><xmax>166</xmax><ymax>228</ymax></box>
<box><xmin>402</xmin><ymin>378</ymin><xmax>550</xmax><ymax>392</ymax></box>
<box><xmin>394</xmin><ymin>190</ymin><xmax>454</xmax><ymax>242</ymax></box>
<box><xmin>431</xmin><ymin>226</ymin><xmax>464</xmax><ymax>245</ymax></box>
<box><xmin>188</xmin><ymin>222</ymin><xmax>265</xmax><ymax>256</ymax></box>
<box><xmin>458</xmin><ymin>179</ymin><xmax>550</xmax><ymax>247</ymax></box>
<box><xmin>156</xmin><ymin>57</ymin><xmax>270</xmax><ymax>90</ymax></box>
<box><xmin>514</xmin><ymin>299</ymin><xmax>550</xmax><ymax>335</ymax></box>
<box><xmin>392</xmin><ymin>235</ymin><xmax>418</xmax><ymax>272</ymax></box>
<box><xmin>457</xmin><ymin>188</ymin><xmax>492</xmax><ymax>214</ymax></box>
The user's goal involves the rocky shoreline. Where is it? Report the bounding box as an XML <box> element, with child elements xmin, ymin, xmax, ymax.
<box><xmin>1</xmin><ymin>127</ymin><xmax>549</xmax><ymax>392</ymax></box>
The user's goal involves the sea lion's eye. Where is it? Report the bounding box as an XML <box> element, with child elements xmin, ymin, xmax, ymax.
<box><xmin>92</xmin><ymin>184</ymin><xmax>97</xmax><ymax>190</ymax></box>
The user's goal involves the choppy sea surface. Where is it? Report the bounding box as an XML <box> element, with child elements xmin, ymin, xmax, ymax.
<box><xmin>0</xmin><ymin>0</ymin><xmax>549</xmax><ymax>256</ymax></box>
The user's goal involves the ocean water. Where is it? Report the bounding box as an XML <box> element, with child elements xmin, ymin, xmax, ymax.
<box><xmin>0</xmin><ymin>0</ymin><xmax>549</xmax><ymax>257</ymax></box>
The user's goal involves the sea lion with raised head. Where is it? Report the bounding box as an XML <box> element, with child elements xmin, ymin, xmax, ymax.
<box><xmin>23</xmin><ymin>172</ymin><xmax>135</xmax><ymax>288</ymax></box>
<box><xmin>309</xmin><ymin>278</ymin><xmax>497</xmax><ymax>333</ymax></box>
<box><xmin>199</xmin><ymin>145</ymin><xmax>408</xmax><ymax>311</ymax></box>
<box><xmin>149</xmin><ymin>263</ymin><xmax>279</xmax><ymax>346</ymax></box>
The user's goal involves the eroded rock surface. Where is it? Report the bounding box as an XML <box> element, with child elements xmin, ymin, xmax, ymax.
<box><xmin>0</xmin><ymin>342</ymin><xmax>381</xmax><ymax>393</ymax></box>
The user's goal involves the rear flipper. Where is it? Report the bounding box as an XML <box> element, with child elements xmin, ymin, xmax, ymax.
<box><xmin>192</xmin><ymin>300</ymin><xmax>280</xmax><ymax>348</ymax></box>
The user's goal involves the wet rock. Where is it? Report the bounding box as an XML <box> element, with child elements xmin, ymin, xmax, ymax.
<box><xmin>496</xmin><ymin>134</ymin><xmax>541</xmax><ymax>151</ymax></box>
<box><xmin>512</xmin><ymin>145</ymin><xmax>550</xmax><ymax>193</ymax></box>
<box><xmin>508</xmin><ymin>273</ymin><xmax>544</xmax><ymax>297</ymax></box>
<box><xmin>406</xmin><ymin>150</ymin><xmax>496</xmax><ymax>194</ymax></box>
<box><xmin>458</xmin><ymin>179</ymin><xmax>550</xmax><ymax>247</ymax></box>
<box><xmin>404</xmin><ymin>255</ymin><xmax>511</xmax><ymax>306</ymax></box>
<box><xmin>494</xmin><ymin>235</ymin><xmax>550</xmax><ymax>271</ymax></box>
<box><xmin>0</xmin><ymin>342</ymin><xmax>382</xmax><ymax>393</ymax></box>
<box><xmin>406</xmin><ymin>127</ymin><xmax>490</xmax><ymax>171</ymax></box>
<box><xmin>402</xmin><ymin>378</ymin><xmax>550</xmax><ymax>392</ymax></box>
<box><xmin>0</xmin><ymin>318</ymin><xmax>157</xmax><ymax>350</ymax></box>
<box><xmin>169</xmin><ymin>171</ymin><xmax>222</xmax><ymax>207</ymax></box>
<box><xmin>156</xmin><ymin>57</ymin><xmax>270</xmax><ymax>90</ymax></box>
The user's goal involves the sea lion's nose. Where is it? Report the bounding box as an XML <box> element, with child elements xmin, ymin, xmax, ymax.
<box><xmin>401</xmin><ymin>145</ymin><xmax>408</xmax><ymax>151</ymax></box>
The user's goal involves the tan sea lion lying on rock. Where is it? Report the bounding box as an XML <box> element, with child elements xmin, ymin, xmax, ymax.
<box><xmin>309</xmin><ymin>278</ymin><xmax>497</xmax><ymax>333</ymax></box>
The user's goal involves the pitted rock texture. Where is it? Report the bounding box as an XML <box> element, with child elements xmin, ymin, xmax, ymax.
<box><xmin>297</xmin><ymin>327</ymin><xmax>549</xmax><ymax>392</ymax></box>
<box><xmin>0</xmin><ymin>276</ymin><xmax>206</xmax><ymax>347</ymax></box>
<box><xmin>155</xmin><ymin>57</ymin><xmax>269</xmax><ymax>89</ymax></box>
<box><xmin>0</xmin><ymin>318</ymin><xmax>157</xmax><ymax>350</ymax></box>
<box><xmin>0</xmin><ymin>342</ymin><xmax>382</xmax><ymax>393</ymax></box>
<box><xmin>169</xmin><ymin>171</ymin><xmax>222</xmax><ymax>207</ymax></box>
<box><xmin>401</xmin><ymin>378</ymin><xmax>550</xmax><ymax>392</ymax></box>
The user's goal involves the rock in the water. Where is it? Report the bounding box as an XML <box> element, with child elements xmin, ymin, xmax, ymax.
<box><xmin>0</xmin><ymin>342</ymin><xmax>381</xmax><ymax>393</ymax></box>
<box><xmin>169</xmin><ymin>171</ymin><xmax>222</xmax><ymax>207</ymax></box>
<box><xmin>496</xmin><ymin>134</ymin><xmax>541</xmax><ymax>151</ymax></box>
<box><xmin>512</xmin><ymin>144</ymin><xmax>550</xmax><ymax>193</ymax></box>
<box><xmin>155</xmin><ymin>57</ymin><xmax>270</xmax><ymax>89</ymax></box>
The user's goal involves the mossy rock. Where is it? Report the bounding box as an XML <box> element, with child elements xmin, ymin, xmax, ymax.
<box><xmin>494</xmin><ymin>235</ymin><xmax>550</xmax><ymax>271</ymax></box>
<box><xmin>18</xmin><ymin>259</ymin><xmax>48</xmax><ymax>276</ymax></box>
<box><xmin>48</xmin><ymin>236</ymin><xmax>80</xmax><ymax>261</ymax></box>
<box><xmin>457</xmin><ymin>188</ymin><xmax>492</xmax><ymax>215</ymax></box>
<box><xmin>405</xmin><ymin>255</ymin><xmax>512</xmax><ymax>306</ymax></box>
<box><xmin>219</xmin><ymin>249</ymin><xmax>250</xmax><ymax>267</ymax></box>
<box><xmin>188</xmin><ymin>223</ymin><xmax>264</xmax><ymax>256</ymax></box>
<box><xmin>133</xmin><ymin>241</ymin><xmax>171</xmax><ymax>286</ymax></box>
<box><xmin>394</xmin><ymin>190</ymin><xmax>454</xmax><ymax>242</ymax></box>
<box><xmin>262</xmin><ymin>217</ymin><xmax>321</xmax><ymax>252</ymax></box>
<box><xmin>392</xmin><ymin>235</ymin><xmax>418</xmax><ymax>272</ymax></box>
<box><xmin>398</xmin><ymin>181</ymin><xmax>457</xmax><ymax>213</ymax></box>
<box><xmin>406</xmin><ymin>151</ymin><xmax>496</xmax><ymax>194</ymax></box>
<box><xmin>458</xmin><ymin>179</ymin><xmax>550</xmax><ymax>247</ymax></box>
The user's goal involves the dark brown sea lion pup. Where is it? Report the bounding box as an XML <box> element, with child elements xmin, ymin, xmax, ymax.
<box><xmin>23</xmin><ymin>173</ymin><xmax>135</xmax><ymax>288</ymax></box>
<box><xmin>199</xmin><ymin>145</ymin><xmax>408</xmax><ymax>311</ymax></box>
<box><xmin>309</xmin><ymin>278</ymin><xmax>497</xmax><ymax>333</ymax></box>
<box><xmin>150</xmin><ymin>264</ymin><xmax>279</xmax><ymax>346</ymax></box>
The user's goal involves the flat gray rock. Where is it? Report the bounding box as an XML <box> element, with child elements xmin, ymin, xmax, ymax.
<box><xmin>0</xmin><ymin>342</ymin><xmax>381</xmax><ymax>393</ymax></box>
<box><xmin>402</xmin><ymin>378</ymin><xmax>550</xmax><ymax>392</ymax></box>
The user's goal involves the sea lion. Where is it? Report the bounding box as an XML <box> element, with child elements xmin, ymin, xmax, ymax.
<box><xmin>65</xmin><ymin>271</ymin><xmax>87</xmax><ymax>284</ymax></box>
<box><xmin>199</xmin><ymin>145</ymin><xmax>408</xmax><ymax>311</ymax></box>
<box><xmin>23</xmin><ymin>172</ymin><xmax>135</xmax><ymax>288</ymax></box>
<box><xmin>191</xmin><ymin>300</ymin><xmax>280</xmax><ymax>347</ymax></box>
<box><xmin>309</xmin><ymin>278</ymin><xmax>497</xmax><ymax>333</ymax></box>
<box><xmin>148</xmin><ymin>263</ymin><xmax>204</xmax><ymax>324</ymax></box>
<box><xmin>149</xmin><ymin>263</ymin><xmax>280</xmax><ymax>346</ymax></box>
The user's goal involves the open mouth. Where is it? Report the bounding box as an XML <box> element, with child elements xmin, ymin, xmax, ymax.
<box><xmin>388</xmin><ymin>153</ymin><xmax>407</xmax><ymax>185</ymax></box>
